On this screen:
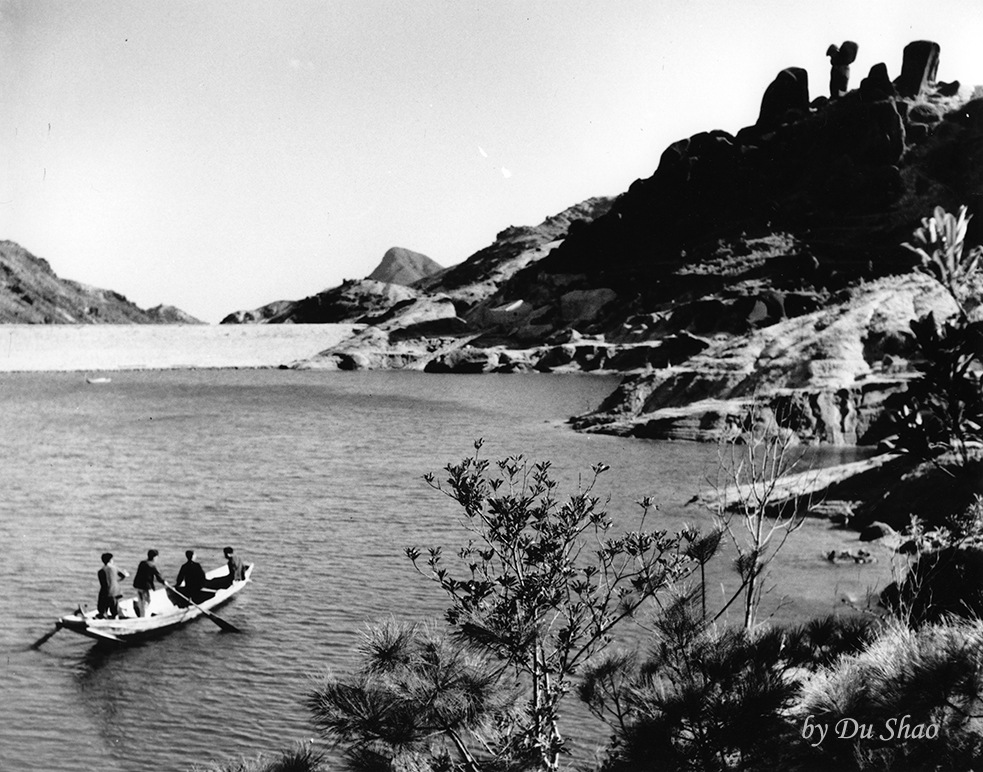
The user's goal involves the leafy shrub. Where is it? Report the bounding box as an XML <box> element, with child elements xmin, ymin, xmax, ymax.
<box><xmin>888</xmin><ymin>206</ymin><xmax>983</xmax><ymax>468</ymax></box>
<box><xmin>903</xmin><ymin>204</ymin><xmax>983</xmax><ymax>318</ymax></box>
<box><xmin>886</xmin><ymin>312</ymin><xmax>983</xmax><ymax>465</ymax></box>
<box><xmin>309</xmin><ymin>443</ymin><xmax>699</xmax><ymax>772</ymax></box>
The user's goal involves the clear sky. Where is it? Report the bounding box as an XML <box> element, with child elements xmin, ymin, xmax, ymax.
<box><xmin>2</xmin><ymin>1</ymin><xmax>982</xmax><ymax>322</ymax></box>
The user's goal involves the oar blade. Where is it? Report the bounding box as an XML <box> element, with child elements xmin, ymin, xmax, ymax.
<box><xmin>30</xmin><ymin>624</ymin><xmax>62</xmax><ymax>649</ymax></box>
<box><xmin>209</xmin><ymin>614</ymin><xmax>241</xmax><ymax>634</ymax></box>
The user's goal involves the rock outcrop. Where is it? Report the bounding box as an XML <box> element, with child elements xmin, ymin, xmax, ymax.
<box><xmin>571</xmin><ymin>273</ymin><xmax>958</xmax><ymax>443</ymax></box>
<box><xmin>827</xmin><ymin>41</ymin><xmax>859</xmax><ymax>98</ymax></box>
<box><xmin>0</xmin><ymin>241</ymin><xmax>201</xmax><ymax>324</ymax></box>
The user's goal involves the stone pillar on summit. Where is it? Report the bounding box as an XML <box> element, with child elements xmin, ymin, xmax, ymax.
<box><xmin>826</xmin><ymin>41</ymin><xmax>859</xmax><ymax>98</ymax></box>
<box><xmin>860</xmin><ymin>63</ymin><xmax>898</xmax><ymax>102</ymax></box>
<box><xmin>895</xmin><ymin>40</ymin><xmax>940</xmax><ymax>97</ymax></box>
<box><xmin>756</xmin><ymin>67</ymin><xmax>810</xmax><ymax>128</ymax></box>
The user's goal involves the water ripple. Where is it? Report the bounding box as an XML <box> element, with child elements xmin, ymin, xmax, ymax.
<box><xmin>0</xmin><ymin>370</ymin><xmax>888</xmax><ymax>771</ymax></box>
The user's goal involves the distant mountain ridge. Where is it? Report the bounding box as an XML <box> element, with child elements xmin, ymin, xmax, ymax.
<box><xmin>220</xmin><ymin>246</ymin><xmax>441</xmax><ymax>324</ymax></box>
<box><xmin>220</xmin><ymin>197</ymin><xmax>614</xmax><ymax>326</ymax></box>
<box><xmin>0</xmin><ymin>241</ymin><xmax>202</xmax><ymax>324</ymax></box>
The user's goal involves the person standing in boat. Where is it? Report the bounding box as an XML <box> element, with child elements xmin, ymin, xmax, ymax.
<box><xmin>97</xmin><ymin>553</ymin><xmax>128</xmax><ymax>619</ymax></box>
<box><xmin>175</xmin><ymin>549</ymin><xmax>209</xmax><ymax>605</ymax></box>
<box><xmin>133</xmin><ymin>549</ymin><xmax>166</xmax><ymax>617</ymax></box>
<box><xmin>224</xmin><ymin>546</ymin><xmax>245</xmax><ymax>587</ymax></box>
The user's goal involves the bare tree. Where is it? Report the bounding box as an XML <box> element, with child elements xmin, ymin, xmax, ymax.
<box><xmin>707</xmin><ymin>404</ymin><xmax>811</xmax><ymax>630</ymax></box>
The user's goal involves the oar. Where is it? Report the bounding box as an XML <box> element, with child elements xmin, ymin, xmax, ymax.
<box><xmin>166</xmin><ymin>584</ymin><xmax>241</xmax><ymax>633</ymax></box>
<box><xmin>30</xmin><ymin>622</ymin><xmax>63</xmax><ymax>649</ymax></box>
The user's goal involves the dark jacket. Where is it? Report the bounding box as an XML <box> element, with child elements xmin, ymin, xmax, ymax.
<box><xmin>176</xmin><ymin>559</ymin><xmax>206</xmax><ymax>593</ymax></box>
<box><xmin>98</xmin><ymin>564</ymin><xmax>125</xmax><ymax>598</ymax></box>
<box><xmin>134</xmin><ymin>559</ymin><xmax>165</xmax><ymax>591</ymax></box>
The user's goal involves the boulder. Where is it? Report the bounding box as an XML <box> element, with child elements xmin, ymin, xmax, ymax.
<box><xmin>907</xmin><ymin>101</ymin><xmax>946</xmax><ymax>126</ymax></box>
<box><xmin>824</xmin><ymin>548</ymin><xmax>875</xmax><ymax>564</ymax></box>
<box><xmin>425</xmin><ymin>346</ymin><xmax>500</xmax><ymax>374</ymax></box>
<box><xmin>326</xmin><ymin>351</ymin><xmax>372</xmax><ymax>371</ymax></box>
<box><xmin>535</xmin><ymin>344</ymin><xmax>576</xmax><ymax>371</ymax></box>
<box><xmin>937</xmin><ymin>80</ymin><xmax>961</xmax><ymax>97</ymax></box>
<box><xmin>494</xmin><ymin>349</ymin><xmax>535</xmax><ymax>373</ymax></box>
<box><xmin>859</xmin><ymin>521</ymin><xmax>897</xmax><ymax>542</ymax></box>
<box><xmin>572</xmin><ymin>343</ymin><xmax>609</xmax><ymax>371</ymax></box>
<box><xmin>747</xmin><ymin>291</ymin><xmax>787</xmax><ymax>326</ymax></box>
<box><xmin>757</xmin><ymin>67</ymin><xmax>810</xmax><ymax>128</ymax></box>
<box><xmin>894</xmin><ymin>40</ymin><xmax>940</xmax><ymax>97</ymax></box>
<box><xmin>859</xmin><ymin>62</ymin><xmax>897</xmax><ymax>102</ymax></box>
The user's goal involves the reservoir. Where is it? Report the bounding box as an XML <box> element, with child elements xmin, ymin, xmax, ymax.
<box><xmin>0</xmin><ymin>364</ymin><xmax>889</xmax><ymax>771</ymax></box>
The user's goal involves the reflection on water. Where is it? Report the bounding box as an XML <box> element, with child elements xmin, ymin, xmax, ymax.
<box><xmin>67</xmin><ymin>600</ymin><xmax>275</xmax><ymax>772</ymax></box>
<box><xmin>74</xmin><ymin>646</ymin><xmax>134</xmax><ymax>756</ymax></box>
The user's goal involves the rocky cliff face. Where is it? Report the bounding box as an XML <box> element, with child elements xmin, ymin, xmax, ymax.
<box><xmin>0</xmin><ymin>241</ymin><xmax>202</xmax><ymax>324</ymax></box>
<box><xmin>290</xmin><ymin>41</ymin><xmax>978</xmax><ymax>446</ymax></box>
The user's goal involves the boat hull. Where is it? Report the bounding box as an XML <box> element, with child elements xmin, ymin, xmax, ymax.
<box><xmin>58</xmin><ymin>563</ymin><xmax>253</xmax><ymax>643</ymax></box>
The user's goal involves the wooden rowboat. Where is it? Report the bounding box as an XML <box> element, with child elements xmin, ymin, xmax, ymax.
<box><xmin>55</xmin><ymin>563</ymin><xmax>254</xmax><ymax>644</ymax></box>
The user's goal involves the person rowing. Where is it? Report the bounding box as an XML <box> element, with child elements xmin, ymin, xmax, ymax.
<box><xmin>174</xmin><ymin>550</ymin><xmax>215</xmax><ymax>606</ymax></box>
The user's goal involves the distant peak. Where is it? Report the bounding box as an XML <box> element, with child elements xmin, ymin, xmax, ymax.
<box><xmin>366</xmin><ymin>247</ymin><xmax>443</xmax><ymax>286</ymax></box>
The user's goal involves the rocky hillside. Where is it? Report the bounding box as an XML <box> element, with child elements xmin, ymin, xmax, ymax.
<box><xmin>275</xmin><ymin>41</ymin><xmax>978</xmax><ymax>448</ymax></box>
<box><xmin>0</xmin><ymin>241</ymin><xmax>202</xmax><ymax>324</ymax></box>
<box><xmin>286</xmin><ymin>197</ymin><xmax>614</xmax><ymax>370</ymax></box>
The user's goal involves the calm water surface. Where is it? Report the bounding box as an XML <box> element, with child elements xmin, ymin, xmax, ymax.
<box><xmin>0</xmin><ymin>370</ymin><xmax>890</xmax><ymax>771</ymax></box>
